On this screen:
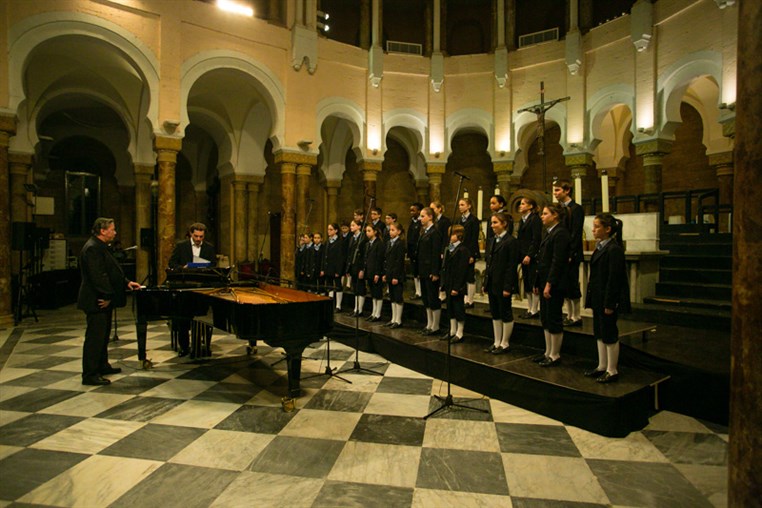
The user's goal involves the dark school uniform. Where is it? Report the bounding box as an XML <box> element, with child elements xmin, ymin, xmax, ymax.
<box><xmin>346</xmin><ymin>233</ymin><xmax>367</xmax><ymax>297</ymax></box>
<box><xmin>384</xmin><ymin>237</ymin><xmax>406</xmax><ymax>303</ymax></box>
<box><xmin>322</xmin><ymin>236</ymin><xmax>344</xmax><ymax>293</ymax></box>
<box><xmin>585</xmin><ymin>239</ymin><xmax>631</xmax><ymax>343</ymax></box>
<box><xmin>483</xmin><ymin>232</ymin><xmax>519</xmax><ymax>322</ymax></box>
<box><xmin>517</xmin><ymin>212</ymin><xmax>542</xmax><ymax>293</ymax></box>
<box><xmin>364</xmin><ymin>237</ymin><xmax>385</xmax><ymax>299</ymax></box>
<box><xmin>460</xmin><ymin>212</ymin><xmax>481</xmax><ymax>284</ymax></box>
<box><xmin>407</xmin><ymin>217</ymin><xmax>421</xmax><ymax>276</ymax></box>
<box><xmin>417</xmin><ymin>224</ymin><xmax>443</xmax><ymax>310</ymax></box>
<box><xmin>534</xmin><ymin>224</ymin><xmax>571</xmax><ymax>333</ymax></box>
<box><xmin>441</xmin><ymin>242</ymin><xmax>470</xmax><ymax>322</ymax></box>
<box><xmin>563</xmin><ymin>199</ymin><xmax>585</xmax><ymax>299</ymax></box>
<box><xmin>435</xmin><ymin>214</ymin><xmax>452</xmax><ymax>241</ymax></box>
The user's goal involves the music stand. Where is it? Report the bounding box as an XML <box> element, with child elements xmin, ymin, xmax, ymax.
<box><xmin>424</xmin><ymin>172</ymin><xmax>489</xmax><ymax>420</ymax></box>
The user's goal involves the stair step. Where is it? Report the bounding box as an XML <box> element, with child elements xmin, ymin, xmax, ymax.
<box><xmin>660</xmin><ymin>255</ymin><xmax>732</xmax><ymax>270</ymax></box>
<box><xmin>659</xmin><ymin>267</ymin><xmax>731</xmax><ymax>285</ymax></box>
<box><xmin>642</xmin><ymin>296</ymin><xmax>732</xmax><ymax>311</ymax></box>
<box><xmin>655</xmin><ymin>282</ymin><xmax>731</xmax><ymax>300</ymax></box>
<box><xmin>631</xmin><ymin>301</ymin><xmax>731</xmax><ymax>329</ymax></box>
<box><xmin>660</xmin><ymin>243</ymin><xmax>732</xmax><ymax>256</ymax></box>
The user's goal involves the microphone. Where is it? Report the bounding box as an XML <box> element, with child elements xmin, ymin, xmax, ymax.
<box><xmin>454</xmin><ymin>171</ymin><xmax>471</xmax><ymax>181</ymax></box>
<box><xmin>123</xmin><ymin>245</ymin><xmax>138</xmax><ymax>251</ymax></box>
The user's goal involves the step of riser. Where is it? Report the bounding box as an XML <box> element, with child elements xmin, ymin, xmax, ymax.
<box><xmin>655</xmin><ymin>283</ymin><xmax>731</xmax><ymax>300</ymax></box>
<box><xmin>660</xmin><ymin>257</ymin><xmax>732</xmax><ymax>270</ymax></box>
<box><xmin>660</xmin><ymin>244</ymin><xmax>732</xmax><ymax>256</ymax></box>
<box><xmin>659</xmin><ymin>270</ymin><xmax>731</xmax><ymax>285</ymax></box>
<box><xmin>629</xmin><ymin>307</ymin><xmax>730</xmax><ymax>330</ymax></box>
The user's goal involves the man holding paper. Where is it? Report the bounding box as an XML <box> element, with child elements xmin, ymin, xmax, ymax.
<box><xmin>169</xmin><ymin>222</ymin><xmax>217</xmax><ymax>268</ymax></box>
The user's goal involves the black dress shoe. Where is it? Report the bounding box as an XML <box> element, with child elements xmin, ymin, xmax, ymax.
<box><xmin>411</xmin><ymin>295</ymin><xmax>421</xmax><ymax>300</ymax></box>
<box><xmin>529</xmin><ymin>312</ymin><xmax>540</xmax><ymax>319</ymax></box>
<box><xmin>484</xmin><ymin>344</ymin><xmax>498</xmax><ymax>353</ymax></box>
<box><xmin>422</xmin><ymin>328</ymin><xmax>440</xmax><ymax>336</ymax></box>
<box><xmin>584</xmin><ymin>368</ymin><xmax>606</xmax><ymax>378</ymax></box>
<box><xmin>597</xmin><ymin>372</ymin><xmax>619</xmax><ymax>383</ymax></box>
<box><xmin>539</xmin><ymin>356</ymin><xmax>561</xmax><ymax>367</ymax></box>
<box><xmin>178</xmin><ymin>349</ymin><xmax>190</xmax><ymax>358</ymax></box>
<box><xmin>450</xmin><ymin>336</ymin><xmax>464</xmax><ymax>344</ymax></box>
<box><xmin>389</xmin><ymin>323</ymin><xmax>402</xmax><ymax>329</ymax></box>
<box><xmin>519</xmin><ymin>311</ymin><xmax>533</xmax><ymax>319</ymax></box>
<box><xmin>383</xmin><ymin>321</ymin><xmax>394</xmax><ymax>327</ymax></box>
<box><xmin>82</xmin><ymin>376</ymin><xmax>111</xmax><ymax>386</ymax></box>
<box><xmin>569</xmin><ymin>319</ymin><xmax>583</xmax><ymax>327</ymax></box>
<box><xmin>365</xmin><ymin>315</ymin><xmax>375</xmax><ymax>321</ymax></box>
<box><xmin>562</xmin><ymin>318</ymin><xmax>574</xmax><ymax>326</ymax></box>
<box><xmin>100</xmin><ymin>366</ymin><xmax>122</xmax><ymax>375</ymax></box>
<box><xmin>532</xmin><ymin>354</ymin><xmax>548</xmax><ymax>363</ymax></box>
<box><xmin>491</xmin><ymin>345</ymin><xmax>510</xmax><ymax>354</ymax></box>
<box><xmin>419</xmin><ymin>327</ymin><xmax>431</xmax><ymax>335</ymax></box>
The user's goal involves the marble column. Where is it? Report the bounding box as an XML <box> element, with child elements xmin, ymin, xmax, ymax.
<box><xmin>360</xmin><ymin>160</ymin><xmax>381</xmax><ymax>211</ymax></box>
<box><xmin>296</xmin><ymin>164</ymin><xmax>312</xmax><ymax>236</ymax></box>
<box><xmin>494</xmin><ymin>161</ymin><xmax>513</xmax><ymax>200</ymax></box>
<box><xmin>597</xmin><ymin>167</ymin><xmax>619</xmax><ymax>213</ymax></box>
<box><xmin>9</xmin><ymin>153</ymin><xmax>32</xmax><ymax>224</ymax></box>
<box><xmin>133</xmin><ymin>164</ymin><xmax>154</xmax><ymax>285</ymax></box>
<box><xmin>709</xmin><ymin>151</ymin><xmax>734</xmax><ymax>205</ymax></box>
<box><xmin>246</xmin><ymin>176</ymin><xmax>264</xmax><ymax>262</ymax></box>
<box><xmin>233</xmin><ymin>178</ymin><xmax>248</xmax><ymax>264</ymax></box>
<box><xmin>326</xmin><ymin>180</ymin><xmax>341</xmax><ymax>225</ymax></box>
<box><xmin>0</xmin><ymin>114</ymin><xmax>16</xmax><ymax>328</ymax></box>
<box><xmin>635</xmin><ymin>139</ymin><xmax>672</xmax><ymax>196</ymax></box>
<box><xmin>415</xmin><ymin>180</ymin><xmax>429</xmax><ymax>207</ymax></box>
<box><xmin>730</xmin><ymin>1</ymin><xmax>762</xmax><ymax>503</ymax></box>
<box><xmin>154</xmin><ymin>136</ymin><xmax>182</xmax><ymax>284</ymax></box>
<box><xmin>426</xmin><ymin>163</ymin><xmax>445</xmax><ymax>204</ymax></box>
<box><xmin>279</xmin><ymin>161</ymin><xmax>296</xmax><ymax>282</ymax></box>
<box><xmin>565</xmin><ymin>152</ymin><xmax>594</xmax><ymax>207</ymax></box>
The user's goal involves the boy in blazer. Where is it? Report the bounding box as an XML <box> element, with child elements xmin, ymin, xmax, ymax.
<box><xmin>442</xmin><ymin>225</ymin><xmax>470</xmax><ymax>343</ymax></box>
<box><xmin>417</xmin><ymin>207</ymin><xmax>443</xmax><ymax>334</ymax></box>
<box><xmin>383</xmin><ymin>222</ymin><xmax>406</xmax><ymax>328</ymax></box>
<box><xmin>517</xmin><ymin>197</ymin><xmax>543</xmax><ymax>318</ymax></box>
<box><xmin>483</xmin><ymin>212</ymin><xmax>519</xmax><ymax>353</ymax></box>
<box><xmin>553</xmin><ymin>180</ymin><xmax>585</xmax><ymax>326</ymax></box>
<box><xmin>458</xmin><ymin>198</ymin><xmax>481</xmax><ymax>308</ymax></box>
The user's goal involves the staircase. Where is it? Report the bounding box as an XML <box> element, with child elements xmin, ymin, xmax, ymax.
<box><xmin>634</xmin><ymin>224</ymin><xmax>732</xmax><ymax>329</ymax></box>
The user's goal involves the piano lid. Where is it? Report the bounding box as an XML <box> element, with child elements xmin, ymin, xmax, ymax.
<box><xmin>191</xmin><ymin>282</ymin><xmax>332</xmax><ymax>305</ymax></box>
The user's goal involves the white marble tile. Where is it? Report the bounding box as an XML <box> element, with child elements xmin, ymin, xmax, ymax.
<box><xmin>501</xmin><ymin>453</ymin><xmax>610</xmax><ymax>504</ymax></box>
<box><xmin>279</xmin><ymin>409</ymin><xmax>361</xmax><ymax>441</ymax></box>
<box><xmin>150</xmin><ymin>400</ymin><xmax>240</xmax><ymax>428</ymax></box>
<box><xmin>322</xmin><ymin>372</ymin><xmax>384</xmax><ymax>392</ymax></box>
<box><xmin>489</xmin><ymin>399</ymin><xmax>563</xmax><ymax>426</ymax></box>
<box><xmin>431</xmin><ymin>381</ymin><xmax>485</xmax><ymax>400</ymax></box>
<box><xmin>40</xmin><ymin>392</ymin><xmax>136</xmax><ymax>417</ymax></box>
<box><xmin>170</xmin><ymin>429</ymin><xmax>274</xmax><ymax>470</ymax></box>
<box><xmin>46</xmin><ymin>359</ymin><xmax>83</xmax><ymax>373</ymax></box>
<box><xmin>0</xmin><ymin>409</ymin><xmax>31</xmax><ymax>426</ymax></box>
<box><xmin>0</xmin><ymin>367</ymin><xmax>37</xmax><ymax>383</ymax></box>
<box><xmin>0</xmin><ymin>384</ymin><xmax>36</xmax><ymax>402</ymax></box>
<box><xmin>131</xmin><ymin>364</ymin><xmax>193</xmax><ymax>379</ymax></box>
<box><xmin>211</xmin><ymin>471</ymin><xmax>323</xmax><ymax>508</ymax></box>
<box><xmin>567</xmin><ymin>427</ymin><xmax>669</xmax><ymax>462</ymax></box>
<box><xmin>30</xmin><ymin>417</ymin><xmax>144</xmax><ymax>454</ymax></box>
<box><xmin>139</xmin><ymin>379</ymin><xmax>217</xmax><ymax>399</ymax></box>
<box><xmin>327</xmin><ymin>441</ymin><xmax>421</xmax><ymax>487</ymax></box>
<box><xmin>674</xmin><ymin>463</ymin><xmax>728</xmax><ymax>508</ymax></box>
<box><xmin>0</xmin><ymin>444</ymin><xmax>23</xmax><ymax>461</ymax></box>
<box><xmin>384</xmin><ymin>363</ymin><xmax>432</xmax><ymax>379</ymax></box>
<box><xmin>45</xmin><ymin>376</ymin><xmax>101</xmax><ymax>392</ymax></box>
<box><xmin>646</xmin><ymin>410</ymin><xmax>714</xmax><ymax>433</ymax></box>
<box><xmin>412</xmin><ymin>488</ymin><xmax>513</xmax><ymax>507</ymax></box>
<box><xmin>423</xmin><ymin>419</ymin><xmax>501</xmax><ymax>452</ymax></box>
<box><xmin>18</xmin><ymin>454</ymin><xmax>162</xmax><ymax>507</ymax></box>
<box><xmin>364</xmin><ymin>392</ymin><xmax>432</xmax><ymax>418</ymax></box>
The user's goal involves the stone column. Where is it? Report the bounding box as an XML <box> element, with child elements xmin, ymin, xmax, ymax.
<box><xmin>597</xmin><ymin>167</ymin><xmax>619</xmax><ymax>213</ymax></box>
<box><xmin>415</xmin><ymin>179</ymin><xmax>429</xmax><ymax>206</ymax></box>
<box><xmin>326</xmin><ymin>180</ymin><xmax>341</xmax><ymax>225</ymax></box>
<box><xmin>359</xmin><ymin>160</ymin><xmax>382</xmax><ymax>211</ymax></box>
<box><xmin>296</xmin><ymin>164</ymin><xmax>312</xmax><ymax>236</ymax></box>
<box><xmin>635</xmin><ymin>139</ymin><xmax>672</xmax><ymax>196</ymax></box>
<box><xmin>154</xmin><ymin>136</ymin><xmax>182</xmax><ymax>284</ymax></box>
<box><xmin>494</xmin><ymin>161</ymin><xmax>514</xmax><ymax>199</ymax></box>
<box><xmin>133</xmin><ymin>164</ymin><xmax>154</xmax><ymax>284</ymax></box>
<box><xmin>709</xmin><ymin>151</ymin><xmax>734</xmax><ymax>206</ymax></box>
<box><xmin>426</xmin><ymin>163</ymin><xmax>445</xmax><ymax>204</ymax></box>
<box><xmin>565</xmin><ymin>152</ymin><xmax>594</xmax><ymax>207</ymax></box>
<box><xmin>0</xmin><ymin>114</ymin><xmax>16</xmax><ymax>328</ymax></box>
<box><xmin>730</xmin><ymin>2</ymin><xmax>762</xmax><ymax>503</ymax></box>
<box><xmin>360</xmin><ymin>0</ymin><xmax>371</xmax><ymax>50</ymax></box>
<box><xmin>246</xmin><ymin>176</ymin><xmax>264</xmax><ymax>262</ymax></box>
<box><xmin>9</xmin><ymin>153</ymin><xmax>33</xmax><ymax>224</ymax></box>
<box><xmin>233</xmin><ymin>178</ymin><xmax>248</xmax><ymax>264</ymax></box>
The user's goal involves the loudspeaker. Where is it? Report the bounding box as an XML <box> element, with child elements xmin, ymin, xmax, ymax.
<box><xmin>140</xmin><ymin>228</ymin><xmax>154</xmax><ymax>248</ymax></box>
<box><xmin>12</xmin><ymin>222</ymin><xmax>35</xmax><ymax>251</ymax></box>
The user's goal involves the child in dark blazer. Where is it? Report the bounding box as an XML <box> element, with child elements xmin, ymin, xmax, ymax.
<box><xmin>345</xmin><ymin>220</ymin><xmax>367</xmax><ymax>317</ymax></box>
<box><xmin>363</xmin><ymin>224</ymin><xmax>385</xmax><ymax>322</ymax></box>
<box><xmin>483</xmin><ymin>212</ymin><xmax>519</xmax><ymax>353</ymax></box>
<box><xmin>457</xmin><ymin>198</ymin><xmax>481</xmax><ymax>308</ymax></box>
<box><xmin>321</xmin><ymin>223</ymin><xmax>345</xmax><ymax>312</ymax></box>
<box><xmin>517</xmin><ymin>196</ymin><xmax>542</xmax><ymax>318</ymax></box>
<box><xmin>584</xmin><ymin>213</ymin><xmax>631</xmax><ymax>383</ymax></box>
<box><xmin>417</xmin><ymin>207</ymin><xmax>443</xmax><ymax>334</ymax></box>
<box><xmin>442</xmin><ymin>225</ymin><xmax>470</xmax><ymax>343</ymax></box>
<box><xmin>383</xmin><ymin>222</ymin><xmax>406</xmax><ymax>328</ymax></box>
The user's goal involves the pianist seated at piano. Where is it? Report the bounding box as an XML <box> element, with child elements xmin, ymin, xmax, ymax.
<box><xmin>169</xmin><ymin>222</ymin><xmax>217</xmax><ymax>269</ymax></box>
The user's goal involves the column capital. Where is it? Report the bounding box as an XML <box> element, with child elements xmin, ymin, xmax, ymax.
<box><xmin>274</xmin><ymin>149</ymin><xmax>318</xmax><ymax>166</ymax></box>
<box><xmin>634</xmin><ymin>138</ymin><xmax>673</xmax><ymax>157</ymax></box>
<box><xmin>493</xmin><ymin>161</ymin><xmax>514</xmax><ymax>174</ymax></box>
<box><xmin>326</xmin><ymin>179</ymin><xmax>341</xmax><ymax>190</ymax></box>
<box><xmin>8</xmin><ymin>152</ymin><xmax>34</xmax><ymax>170</ymax></box>
<box><xmin>238</xmin><ymin>174</ymin><xmax>265</xmax><ymax>186</ymax></box>
<box><xmin>564</xmin><ymin>151</ymin><xmax>595</xmax><ymax>169</ymax></box>
<box><xmin>721</xmin><ymin>118</ymin><xmax>735</xmax><ymax>139</ymax></box>
<box><xmin>358</xmin><ymin>160</ymin><xmax>383</xmax><ymax>174</ymax></box>
<box><xmin>153</xmin><ymin>135</ymin><xmax>182</xmax><ymax>152</ymax></box>
<box><xmin>0</xmin><ymin>113</ymin><xmax>17</xmax><ymax>137</ymax></box>
<box><xmin>426</xmin><ymin>162</ymin><xmax>446</xmax><ymax>176</ymax></box>
<box><xmin>709</xmin><ymin>151</ymin><xmax>734</xmax><ymax>177</ymax></box>
<box><xmin>296</xmin><ymin>164</ymin><xmax>313</xmax><ymax>176</ymax></box>
<box><xmin>134</xmin><ymin>163</ymin><xmax>154</xmax><ymax>177</ymax></box>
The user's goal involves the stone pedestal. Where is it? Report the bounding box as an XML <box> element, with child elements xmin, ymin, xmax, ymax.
<box><xmin>0</xmin><ymin>114</ymin><xmax>16</xmax><ymax>327</ymax></box>
<box><xmin>154</xmin><ymin>136</ymin><xmax>182</xmax><ymax>284</ymax></box>
<box><xmin>730</xmin><ymin>1</ymin><xmax>762</xmax><ymax>504</ymax></box>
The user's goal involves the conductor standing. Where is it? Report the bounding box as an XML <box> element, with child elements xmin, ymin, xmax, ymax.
<box><xmin>78</xmin><ymin>217</ymin><xmax>141</xmax><ymax>385</ymax></box>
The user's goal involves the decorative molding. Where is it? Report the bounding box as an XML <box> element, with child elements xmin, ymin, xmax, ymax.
<box><xmin>493</xmin><ymin>161</ymin><xmax>514</xmax><ymax>174</ymax></box>
<box><xmin>634</xmin><ymin>138</ymin><xmax>673</xmax><ymax>157</ymax></box>
<box><xmin>430</xmin><ymin>52</ymin><xmax>444</xmax><ymax>92</ymax></box>
<box><xmin>426</xmin><ymin>162</ymin><xmax>446</xmax><ymax>175</ymax></box>
<box><xmin>630</xmin><ymin>0</ymin><xmax>653</xmax><ymax>52</ymax></box>
<box><xmin>494</xmin><ymin>46</ymin><xmax>508</xmax><ymax>88</ymax></box>
<box><xmin>274</xmin><ymin>149</ymin><xmax>318</xmax><ymax>166</ymax></box>
<box><xmin>565</xmin><ymin>29</ymin><xmax>582</xmax><ymax>75</ymax></box>
<box><xmin>291</xmin><ymin>24</ymin><xmax>318</xmax><ymax>74</ymax></box>
<box><xmin>564</xmin><ymin>152</ymin><xmax>595</xmax><ymax>168</ymax></box>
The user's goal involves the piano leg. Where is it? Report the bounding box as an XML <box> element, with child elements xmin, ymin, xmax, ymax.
<box><xmin>282</xmin><ymin>344</ymin><xmax>308</xmax><ymax>399</ymax></box>
<box><xmin>135</xmin><ymin>318</ymin><xmax>152</xmax><ymax>369</ymax></box>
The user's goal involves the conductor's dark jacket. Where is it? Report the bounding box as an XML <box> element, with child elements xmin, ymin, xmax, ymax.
<box><xmin>534</xmin><ymin>225</ymin><xmax>570</xmax><ymax>291</ymax></box>
<box><xmin>585</xmin><ymin>240</ymin><xmax>632</xmax><ymax>313</ymax></box>
<box><xmin>483</xmin><ymin>233</ymin><xmax>519</xmax><ymax>295</ymax></box>
<box><xmin>168</xmin><ymin>240</ymin><xmax>217</xmax><ymax>269</ymax></box>
<box><xmin>77</xmin><ymin>236</ymin><xmax>130</xmax><ymax>313</ymax></box>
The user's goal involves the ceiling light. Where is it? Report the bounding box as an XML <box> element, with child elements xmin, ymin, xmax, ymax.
<box><xmin>216</xmin><ymin>0</ymin><xmax>253</xmax><ymax>17</ymax></box>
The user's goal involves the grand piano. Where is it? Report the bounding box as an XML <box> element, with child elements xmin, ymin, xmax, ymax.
<box><xmin>134</xmin><ymin>270</ymin><xmax>334</xmax><ymax>398</ymax></box>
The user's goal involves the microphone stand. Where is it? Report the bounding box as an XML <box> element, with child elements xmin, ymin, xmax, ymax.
<box><xmin>338</xmin><ymin>194</ymin><xmax>384</xmax><ymax>377</ymax></box>
<box><xmin>424</xmin><ymin>172</ymin><xmax>489</xmax><ymax>420</ymax></box>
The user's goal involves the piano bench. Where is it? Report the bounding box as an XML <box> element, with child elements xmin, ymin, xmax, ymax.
<box><xmin>191</xmin><ymin>319</ymin><xmax>214</xmax><ymax>359</ymax></box>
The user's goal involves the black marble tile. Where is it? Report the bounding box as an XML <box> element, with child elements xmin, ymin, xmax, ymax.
<box><xmin>110</xmin><ymin>463</ymin><xmax>239</xmax><ymax>508</ymax></box>
<box><xmin>99</xmin><ymin>424</ymin><xmax>206</xmax><ymax>461</ymax></box>
<box><xmin>13</xmin><ymin>344</ymin><xmax>75</xmax><ymax>356</ymax></box>
<box><xmin>304</xmin><ymin>347</ymin><xmax>355</xmax><ymax>362</ymax></box>
<box><xmin>303</xmin><ymin>389</ymin><xmax>372</xmax><ymax>413</ymax></box>
<box><xmin>2</xmin><ymin>371</ymin><xmax>77</xmax><ymax>388</ymax></box>
<box><xmin>0</xmin><ymin>413</ymin><xmax>83</xmax><ymax>446</ymax></box>
<box><xmin>91</xmin><ymin>375</ymin><xmax>169</xmax><ymax>395</ymax></box>
<box><xmin>10</xmin><ymin>356</ymin><xmax>75</xmax><ymax>370</ymax></box>
<box><xmin>23</xmin><ymin>335</ymin><xmax>78</xmax><ymax>344</ymax></box>
<box><xmin>248</xmin><ymin>436</ymin><xmax>345</xmax><ymax>478</ymax></box>
<box><xmin>424</xmin><ymin>396</ymin><xmax>493</xmax><ymax>421</ymax></box>
<box><xmin>511</xmin><ymin>499</ymin><xmax>607</xmax><ymax>508</ymax></box>
<box><xmin>416</xmin><ymin>448</ymin><xmax>509</xmax><ymax>495</ymax></box>
<box><xmin>215</xmin><ymin>405</ymin><xmax>296</xmax><ymax>434</ymax></box>
<box><xmin>95</xmin><ymin>396</ymin><xmax>184</xmax><ymax>422</ymax></box>
<box><xmin>0</xmin><ymin>448</ymin><xmax>89</xmax><ymax>500</ymax></box>
<box><xmin>376</xmin><ymin>377</ymin><xmax>433</xmax><ymax>395</ymax></box>
<box><xmin>643</xmin><ymin>430</ymin><xmax>728</xmax><ymax>465</ymax></box>
<box><xmin>349</xmin><ymin>414</ymin><xmax>426</xmax><ymax>446</ymax></box>
<box><xmin>312</xmin><ymin>480</ymin><xmax>414</xmax><ymax>508</ymax></box>
<box><xmin>0</xmin><ymin>388</ymin><xmax>81</xmax><ymax>412</ymax></box>
<box><xmin>335</xmin><ymin>360</ymin><xmax>390</xmax><ymax>375</ymax></box>
<box><xmin>193</xmin><ymin>382</ymin><xmax>260</xmax><ymax>404</ymax></box>
<box><xmin>587</xmin><ymin>459</ymin><xmax>713</xmax><ymax>508</ymax></box>
<box><xmin>23</xmin><ymin>328</ymin><xmax>78</xmax><ymax>337</ymax></box>
<box><xmin>176</xmin><ymin>365</ymin><xmax>240</xmax><ymax>382</ymax></box>
<box><xmin>496</xmin><ymin>423</ymin><xmax>581</xmax><ymax>457</ymax></box>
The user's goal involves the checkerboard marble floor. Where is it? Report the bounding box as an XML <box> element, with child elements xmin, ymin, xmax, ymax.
<box><xmin>0</xmin><ymin>306</ymin><xmax>728</xmax><ymax>507</ymax></box>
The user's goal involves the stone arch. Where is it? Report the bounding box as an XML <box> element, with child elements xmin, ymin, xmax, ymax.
<box><xmin>513</xmin><ymin>106</ymin><xmax>566</xmax><ymax>178</ymax></box>
<box><xmin>384</xmin><ymin>109</ymin><xmax>428</xmax><ymax>181</ymax></box>
<box><xmin>588</xmin><ymin>84</ymin><xmax>636</xmax><ymax>151</ymax></box>
<box><xmin>446</xmin><ymin>108</ymin><xmax>494</xmax><ymax>155</ymax></box>
<box><xmin>316</xmin><ymin>97</ymin><xmax>365</xmax><ymax>162</ymax></box>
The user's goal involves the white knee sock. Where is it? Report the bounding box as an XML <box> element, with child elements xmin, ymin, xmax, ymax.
<box><xmin>550</xmin><ymin>332</ymin><xmax>564</xmax><ymax>359</ymax></box>
<box><xmin>426</xmin><ymin>309</ymin><xmax>433</xmax><ymax>330</ymax></box>
<box><xmin>432</xmin><ymin>309</ymin><xmax>441</xmax><ymax>331</ymax></box>
<box><xmin>450</xmin><ymin>318</ymin><xmax>457</xmax><ymax>336</ymax></box>
<box><xmin>606</xmin><ymin>342</ymin><xmax>620</xmax><ymax>375</ymax></box>
<box><xmin>492</xmin><ymin>320</ymin><xmax>503</xmax><ymax>348</ymax></box>
<box><xmin>414</xmin><ymin>277</ymin><xmax>421</xmax><ymax>296</ymax></box>
<box><xmin>456</xmin><ymin>321</ymin><xmax>464</xmax><ymax>338</ymax></box>
<box><xmin>596</xmin><ymin>340</ymin><xmax>607</xmax><ymax>371</ymax></box>
<box><xmin>394</xmin><ymin>303</ymin><xmax>403</xmax><ymax>324</ymax></box>
<box><xmin>374</xmin><ymin>299</ymin><xmax>382</xmax><ymax>318</ymax></box>
<box><xmin>571</xmin><ymin>299</ymin><xmax>581</xmax><ymax>321</ymax></box>
<box><xmin>336</xmin><ymin>291</ymin><xmax>343</xmax><ymax>309</ymax></box>
<box><xmin>564</xmin><ymin>299</ymin><xmax>572</xmax><ymax>318</ymax></box>
<box><xmin>466</xmin><ymin>283</ymin><xmax>476</xmax><ymax>304</ymax></box>
<box><xmin>532</xmin><ymin>293</ymin><xmax>540</xmax><ymax>314</ymax></box>
<box><xmin>543</xmin><ymin>329</ymin><xmax>552</xmax><ymax>357</ymax></box>
<box><xmin>500</xmin><ymin>321</ymin><xmax>514</xmax><ymax>349</ymax></box>
<box><xmin>358</xmin><ymin>296</ymin><xmax>366</xmax><ymax>313</ymax></box>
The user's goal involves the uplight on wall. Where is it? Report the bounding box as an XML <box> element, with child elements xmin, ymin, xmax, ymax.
<box><xmin>216</xmin><ymin>0</ymin><xmax>253</xmax><ymax>17</ymax></box>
